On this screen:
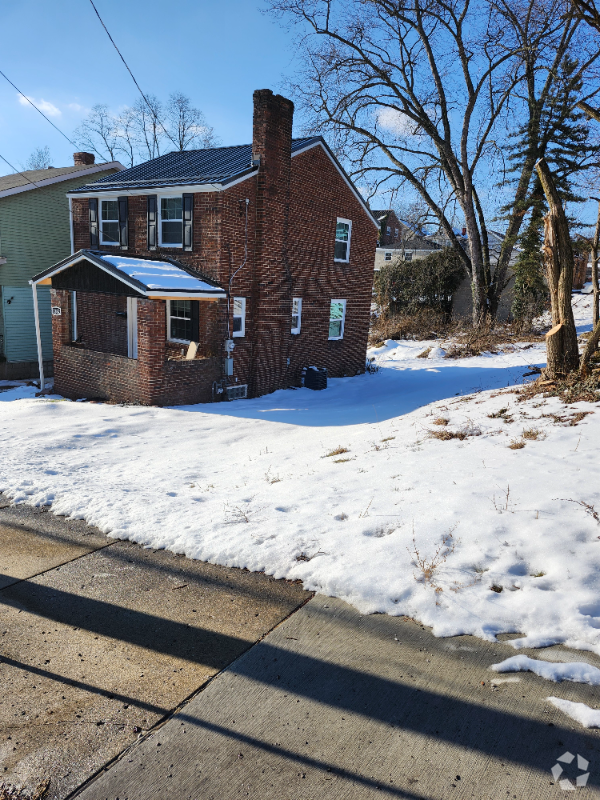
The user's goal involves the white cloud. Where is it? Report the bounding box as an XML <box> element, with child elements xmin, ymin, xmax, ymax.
<box><xmin>377</xmin><ymin>107</ymin><xmax>419</xmax><ymax>137</ymax></box>
<box><xmin>67</xmin><ymin>102</ymin><xmax>87</xmax><ymax>113</ymax></box>
<box><xmin>17</xmin><ymin>94</ymin><xmax>61</xmax><ymax>117</ymax></box>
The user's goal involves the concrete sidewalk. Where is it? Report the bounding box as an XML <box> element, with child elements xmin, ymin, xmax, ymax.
<box><xmin>75</xmin><ymin>594</ymin><xmax>600</xmax><ymax>799</ymax></box>
<box><xmin>0</xmin><ymin>500</ymin><xmax>310</xmax><ymax>799</ymax></box>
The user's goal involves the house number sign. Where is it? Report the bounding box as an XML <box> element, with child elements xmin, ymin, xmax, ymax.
<box><xmin>51</xmin><ymin>307</ymin><xmax>62</xmax><ymax>316</ymax></box>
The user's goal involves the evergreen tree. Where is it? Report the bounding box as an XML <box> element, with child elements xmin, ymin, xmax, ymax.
<box><xmin>505</xmin><ymin>57</ymin><xmax>597</xmax><ymax>324</ymax></box>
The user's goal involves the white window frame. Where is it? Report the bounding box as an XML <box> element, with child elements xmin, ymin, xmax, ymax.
<box><xmin>71</xmin><ymin>291</ymin><xmax>77</xmax><ymax>340</ymax></box>
<box><xmin>232</xmin><ymin>296</ymin><xmax>246</xmax><ymax>338</ymax></box>
<box><xmin>328</xmin><ymin>299</ymin><xmax>346</xmax><ymax>341</ymax></box>
<box><xmin>127</xmin><ymin>297</ymin><xmax>138</xmax><ymax>359</ymax></box>
<box><xmin>334</xmin><ymin>218</ymin><xmax>352</xmax><ymax>263</ymax></box>
<box><xmin>385</xmin><ymin>252</ymin><xmax>392</xmax><ymax>261</ymax></box>
<box><xmin>100</xmin><ymin>198</ymin><xmax>120</xmax><ymax>246</ymax></box>
<box><xmin>291</xmin><ymin>297</ymin><xmax>302</xmax><ymax>335</ymax></box>
<box><xmin>166</xmin><ymin>299</ymin><xmax>193</xmax><ymax>344</ymax></box>
<box><xmin>159</xmin><ymin>195</ymin><xmax>183</xmax><ymax>248</ymax></box>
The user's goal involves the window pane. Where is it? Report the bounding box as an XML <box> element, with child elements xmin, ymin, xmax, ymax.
<box><xmin>233</xmin><ymin>316</ymin><xmax>242</xmax><ymax>333</ymax></box>
<box><xmin>161</xmin><ymin>197</ymin><xmax>183</xmax><ymax>220</ymax></box>
<box><xmin>162</xmin><ymin>221</ymin><xmax>182</xmax><ymax>245</ymax></box>
<box><xmin>329</xmin><ymin>320</ymin><xmax>342</xmax><ymax>338</ymax></box>
<box><xmin>171</xmin><ymin>300</ymin><xmax>192</xmax><ymax>319</ymax></box>
<box><xmin>233</xmin><ymin>298</ymin><xmax>244</xmax><ymax>316</ymax></box>
<box><xmin>102</xmin><ymin>221</ymin><xmax>119</xmax><ymax>243</ymax></box>
<box><xmin>171</xmin><ymin>316</ymin><xmax>193</xmax><ymax>341</ymax></box>
<box><xmin>334</xmin><ymin>240</ymin><xmax>348</xmax><ymax>260</ymax></box>
<box><xmin>330</xmin><ymin>301</ymin><xmax>344</xmax><ymax>320</ymax></box>
<box><xmin>335</xmin><ymin>222</ymin><xmax>349</xmax><ymax>242</ymax></box>
<box><xmin>102</xmin><ymin>200</ymin><xmax>118</xmax><ymax>221</ymax></box>
<box><xmin>291</xmin><ymin>314</ymin><xmax>299</xmax><ymax>330</ymax></box>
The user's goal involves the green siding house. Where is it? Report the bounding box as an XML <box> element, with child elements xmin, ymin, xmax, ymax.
<box><xmin>0</xmin><ymin>154</ymin><xmax>123</xmax><ymax>380</ymax></box>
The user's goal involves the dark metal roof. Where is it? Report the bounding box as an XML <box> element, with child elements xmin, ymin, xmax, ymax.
<box><xmin>69</xmin><ymin>137</ymin><xmax>322</xmax><ymax>194</ymax></box>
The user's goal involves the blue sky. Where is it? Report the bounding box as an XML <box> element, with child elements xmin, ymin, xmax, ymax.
<box><xmin>0</xmin><ymin>0</ymin><xmax>300</xmax><ymax>171</ymax></box>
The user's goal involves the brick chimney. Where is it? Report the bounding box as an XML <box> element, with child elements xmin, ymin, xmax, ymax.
<box><xmin>250</xmin><ymin>90</ymin><xmax>295</xmax><ymax>398</ymax></box>
<box><xmin>73</xmin><ymin>152</ymin><xmax>95</xmax><ymax>167</ymax></box>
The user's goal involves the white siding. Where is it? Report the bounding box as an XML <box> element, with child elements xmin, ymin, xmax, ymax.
<box><xmin>2</xmin><ymin>286</ymin><xmax>53</xmax><ymax>362</ymax></box>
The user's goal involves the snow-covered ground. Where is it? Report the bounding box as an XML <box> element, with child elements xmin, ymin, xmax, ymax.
<box><xmin>1</xmin><ymin>294</ymin><xmax>599</xmax><ymax>656</ymax></box>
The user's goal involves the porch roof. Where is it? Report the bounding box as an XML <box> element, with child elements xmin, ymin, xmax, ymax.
<box><xmin>30</xmin><ymin>250</ymin><xmax>227</xmax><ymax>300</ymax></box>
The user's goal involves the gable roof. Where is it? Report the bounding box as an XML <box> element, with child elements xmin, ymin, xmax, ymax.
<box><xmin>30</xmin><ymin>250</ymin><xmax>226</xmax><ymax>300</ymax></box>
<box><xmin>67</xmin><ymin>137</ymin><xmax>379</xmax><ymax>229</ymax></box>
<box><xmin>0</xmin><ymin>162</ymin><xmax>124</xmax><ymax>199</ymax></box>
<box><xmin>69</xmin><ymin>138</ymin><xmax>320</xmax><ymax>194</ymax></box>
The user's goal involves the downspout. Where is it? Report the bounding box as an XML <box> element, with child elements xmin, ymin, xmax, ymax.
<box><xmin>30</xmin><ymin>281</ymin><xmax>44</xmax><ymax>391</ymax></box>
<box><xmin>68</xmin><ymin>196</ymin><xmax>74</xmax><ymax>254</ymax></box>
<box><xmin>226</xmin><ymin>198</ymin><xmax>250</xmax><ymax>339</ymax></box>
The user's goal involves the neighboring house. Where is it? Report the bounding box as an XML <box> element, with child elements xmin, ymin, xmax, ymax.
<box><xmin>372</xmin><ymin>210</ymin><xmax>440</xmax><ymax>271</ymax></box>
<box><xmin>0</xmin><ymin>154</ymin><xmax>123</xmax><ymax>379</ymax></box>
<box><xmin>31</xmin><ymin>90</ymin><xmax>379</xmax><ymax>405</ymax></box>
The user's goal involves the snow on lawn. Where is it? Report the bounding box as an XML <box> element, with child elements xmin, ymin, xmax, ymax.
<box><xmin>1</xmin><ymin>294</ymin><xmax>599</xmax><ymax>653</ymax></box>
<box><xmin>547</xmin><ymin>697</ymin><xmax>600</xmax><ymax>728</ymax></box>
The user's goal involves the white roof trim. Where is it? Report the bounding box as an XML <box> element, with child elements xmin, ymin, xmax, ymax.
<box><xmin>0</xmin><ymin>162</ymin><xmax>125</xmax><ymax>199</ymax></box>
<box><xmin>291</xmin><ymin>141</ymin><xmax>379</xmax><ymax>229</ymax></box>
<box><xmin>66</xmin><ymin>169</ymin><xmax>259</xmax><ymax>199</ymax></box>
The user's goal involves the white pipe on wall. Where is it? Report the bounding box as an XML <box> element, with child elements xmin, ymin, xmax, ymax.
<box><xmin>31</xmin><ymin>282</ymin><xmax>44</xmax><ymax>391</ymax></box>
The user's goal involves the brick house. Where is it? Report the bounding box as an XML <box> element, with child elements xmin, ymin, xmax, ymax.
<box><xmin>31</xmin><ymin>90</ymin><xmax>379</xmax><ymax>405</ymax></box>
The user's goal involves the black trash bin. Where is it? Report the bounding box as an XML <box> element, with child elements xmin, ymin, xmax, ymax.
<box><xmin>304</xmin><ymin>366</ymin><xmax>328</xmax><ymax>390</ymax></box>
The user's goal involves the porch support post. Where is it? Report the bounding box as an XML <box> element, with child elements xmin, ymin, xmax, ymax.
<box><xmin>31</xmin><ymin>282</ymin><xmax>45</xmax><ymax>391</ymax></box>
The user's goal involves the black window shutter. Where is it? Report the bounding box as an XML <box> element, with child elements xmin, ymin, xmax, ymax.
<box><xmin>118</xmin><ymin>196</ymin><xmax>129</xmax><ymax>250</ymax></box>
<box><xmin>191</xmin><ymin>300</ymin><xmax>199</xmax><ymax>342</ymax></box>
<box><xmin>89</xmin><ymin>198</ymin><xmax>98</xmax><ymax>248</ymax></box>
<box><xmin>147</xmin><ymin>195</ymin><xmax>157</xmax><ymax>250</ymax></box>
<box><xmin>183</xmin><ymin>193</ymin><xmax>193</xmax><ymax>251</ymax></box>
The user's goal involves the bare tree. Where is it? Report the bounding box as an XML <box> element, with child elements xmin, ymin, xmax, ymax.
<box><xmin>74</xmin><ymin>104</ymin><xmax>120</xmax><ymax>162</ymax></box>
<box><xmin>536</xmin><ymin>157</ymin><xmax>579</xmax><ymax>376</ymax></box>
<box><xmin>73</xmin><ymin>93</ymin><xmax>218</xmax><ymax>165</ymax></box>
<box><xmin>25</xmin><ymin>146</ymin><xmax>52</xmax><ymax>170</ymax></box>
<box><xmin>267</xmin><ymin>0</ymin><xmax>599</xmax><ymax>324</ymax></box>
<box><xmin>165</xmin><ymin>92</ymin><xmax>219</xmax><ymax>151</ymax></box>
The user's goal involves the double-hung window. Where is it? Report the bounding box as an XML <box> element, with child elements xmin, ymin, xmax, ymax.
<box><xmin>328</xmin><ymin>299</ymin><xmax>346</xmax><ymax>340</ymax></box>
<box><xmin>160</xmin><ymin>197</ymin><xmax>183</xmax><ymax>247</ymax></box>
<box><xmin>233</xmin><ymin>297</ymin><xmax>246</xmax><ymax>337</ymax></box>
<box><xmin>334</xmin><ymin>218</ymin><xmax>352</xmax><ymax>262</ymax></box>
<box><xmin>404</xmin><ymin>251</ymin><xmax>413</xmax><ymax>262</ymax></box>
<box><xmin>100</xmin><ymin>200</ymin><xmax>119</xmax><ymax>245</ymax></box>
<box><xmin>168</xmin><ymin>299</ymin><xmax>193</xmax><ymax>342</ymax></box>
<box><xmin>385</xmin><ymin>252</ymin><xmax>392</xmax><ymax>261</ymax></box>
<box><xmin>291</xmin><ymin>298</ymin><xmax>302</xmax><ymax>334</ymax></box>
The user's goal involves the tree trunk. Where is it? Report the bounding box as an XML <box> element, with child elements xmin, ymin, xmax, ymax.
<box><xmin>592</xmin><ymin>199</ymin><xmax>600</xmax><ymax>327</ymax></box>
<box><xmin>535</xmin><ymin>158</ymin><xmax>580</xmax><ymax>378</ymax></box>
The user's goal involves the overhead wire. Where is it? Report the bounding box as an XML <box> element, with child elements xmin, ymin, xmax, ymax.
<box><xmin>0</xmin><ymin>151</ymin><xmax>42</xmax><ymax>189</ymax></box>
<box><xmin>88</xmin><ymin>0</ymin><xmax>180</xmax><ymax>152</ymax></box>
<box><xmin>0</xmin><ymin>68</ymin><xmax>78</xmax><ymax>148</ymax></box>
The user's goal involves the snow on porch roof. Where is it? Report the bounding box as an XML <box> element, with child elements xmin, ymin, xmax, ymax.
<box><xmin>30</xmin><ymin>250</ymin><xmax>227</xmax><ymax>300</ymax></box>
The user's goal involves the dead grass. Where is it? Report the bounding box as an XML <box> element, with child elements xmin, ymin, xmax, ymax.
<box><xmin>416</xmin><ymin>347</ymin><xmax>432</xmax><ymax>358</ymax></box>
<box><xmin>432</xmin><ymin>417</ymin><xmax>449</xmax><ymax>426</ymax></box>
<box><xmin>0</xmin><ymin>781</ymin><xmax>50</xmax><ymax>800</ymax></box>
<box><xmin>487</xmin><ymin>407</ymin><xmax>513</xmax><ymax>423</ymax></box>
<box><xmin>333</xmin><ymin>457</ymin><xmax>352</xmax><ymax>463</ymax></box>
<box><xmin>429</xmin><ymin>421</ymin><xmax>481</xmax><ymax>441</ymax></box>
<box><xmin>409</xmin><ymin>528</ymin><xmax>457</xmax><ymax>591</ymax></box>
<box><xmin>508</xmin><ymin>438</ymin><xmax>526</xmax><ymax>450</ymax></box>
<box><xmin>323</xmin><ymin>446</ymin><xmax>350</xmax><ymax>458</ymax></box>
<box><xmin>517</xmin><ymin>372</ymin><xmax>600</xmax><ymax>405</ymax></box>
<box><xmin>369</xmin><ymin>312</ymin><xmax>545</xmax><ymax>358</ymax></box>
<box><xmin>522</xmin><ymin>427</ymin><xmax>546</xmax><ymax>440</ymax></box>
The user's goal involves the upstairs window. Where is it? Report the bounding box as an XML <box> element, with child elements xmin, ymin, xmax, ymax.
<box><xmin>233</xmin><ymin>297</ymin><xmax>246</xmax><ymax>337</ymax></box>
<box><xmin>385</xmin><ymin>252</ymin><xmax>392</xmax><ymax>261</ymax></box>
<box><xmin>386</xmin><ymin>226</ymin><xmax>391</xmax><ymax>235</ymax></box>
<box><xmin>291</xmin><ymin>298</ymin><xmax>302</xmax><ymax>334</ymax></box>
<box><xmin>328</xmin><ymin>299</ymin><xmax>346</xmax><ymax>340</ymax></box>
<box><xmin>394</xmin><ymin>227</ymin><xmax>399</xmax><ymax>238</ymax></box>
<box><xmin>100</xmin><ymin>200</ymin><xmax>119</xmax><ymax>245</ymax></box>
<box><xmin>404</xmin><ymin>251</ymin><xmax>413</xmax><ymax>262</ymax></box>
<box><xmin>160</xmin><ymin>197</ymin><xmax>183</xmax><ymax>247</ymax></box>
<box><xmin>335</xmin><ymin>219</ymin><xmax>352</xmax><ymax>262</ymax></box>
<box><xmin>168</xmin><ymin>299</ymin><xmax>193</xmax><ymax>342</ymax></box>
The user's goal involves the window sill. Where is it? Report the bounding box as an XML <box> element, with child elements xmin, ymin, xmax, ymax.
<box><xmin>232</xmin><ymin>333</ymin><xmax>245</xmax><ymax>339</ymax></box>
<box><xmin>100</xmin><ymin>241</ymin><xmax>119</xmax><ymax>247</ymax></box>
<box><xmin>291</xmin><ymin>330</ymin><xmax>301</xmax><ymax>336</ymax></box>
<box><xmin>168</xmin><ymin>338</ymin><xmax>191</xmax><ymax>345</ymax></box>
<box><xmin>159</xmin><ymin>244</ymin><xmax>183</xmax><ymax>249</ymax></box>
<box><xmin>328</xmin><ymin>337</ymin><xmax>344</xmax><ymax>342</ymax></box>
<box><xmin>334</xmin><ymin>258</ymin><xmax>350</xmax><ymax>264</ymax></box>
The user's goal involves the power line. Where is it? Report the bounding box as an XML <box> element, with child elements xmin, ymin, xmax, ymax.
<box><xmin>0</xmin><ymin>152</ymin><xmax>42</xmax><ymax>189</ymax></box>
<box><xmin>88</xmin><ymin>0</ymin><xmax>179</xmax><ymax>151</ymax></box>
<box><xmin>0</xmin><ymin>68</ymin><xmax>78</xmax><ymax>148</ymax></box>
